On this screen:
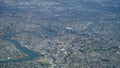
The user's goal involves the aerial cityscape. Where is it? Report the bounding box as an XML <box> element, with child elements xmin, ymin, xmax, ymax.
<box><xmin>0</xmin><ymin>0</ymin><xmax>120</xmax><ymax>68</ymax></box>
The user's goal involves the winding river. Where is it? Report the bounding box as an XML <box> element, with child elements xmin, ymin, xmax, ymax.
<box><xmin>0</xmin><ymin>32</ymin><xmax>40</xmax><ymax>63</ymax></box>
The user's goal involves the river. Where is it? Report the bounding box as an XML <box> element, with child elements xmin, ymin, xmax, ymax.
<box><xmin>0</xmin><ymin>32</ymin><xmax>40</xmax><ymax>63</ymax></box>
